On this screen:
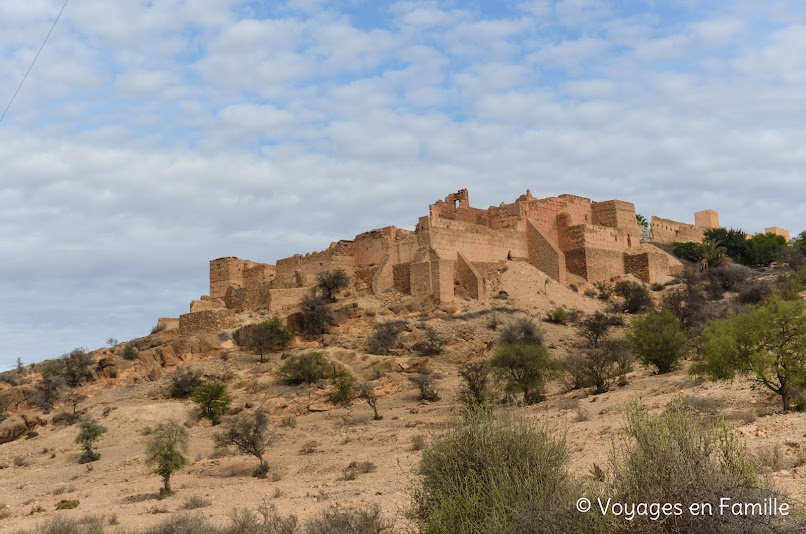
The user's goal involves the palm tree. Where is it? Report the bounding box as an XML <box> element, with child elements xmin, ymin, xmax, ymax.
<box><xmin>635</xmin><ymin>214</ymin><xmax>648</xmax><ymax>229</ymax></box>
<box><xmin>698</xmin><ymin>239</ymin><xmax>727</xmax><ymax>270</ymax></box>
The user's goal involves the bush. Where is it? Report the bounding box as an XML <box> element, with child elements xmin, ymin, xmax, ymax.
<box><xmin>55</xmin><ymin>499</ymin><xmax>80</xmax><ymax>510</ymax></box>
<box><xmin>120</xmin><ymin>344</ymin><xmax>139</xmax><ymax>361</ymax></box>
<box><xmin>544</xmin><ymin>307</ymin><xmax>570</xmax><ymax>324</ymax></box>
<box><xmin>747</xmin><ymin>232</ymin><xmax>788</xmax><ymax>266</ymax></box>
<box><xmin>367</xmin><ymin>320</ymin><xmax>407</xmax><ymax>355</ymax></box>
<box><xmin>737</xmin><ymin>279</ymin><xmax>771</xmax><ymax>304</ymax></box>
<box><xmin>170</xmin><ymin>367</ymin><xmax>203</xmax><ymax>399</ymax></box>
<box><xmin>277</xmin><ymin>352</ymin><xmax>331</xmax><ymax>384</ymax></box>
<box><xmin>704</xmin><ymin>227</ymin><xmax>751</xmax><ymax>265</ymax></box>
<box><xmin>499</xmin><ymin>318</ymin><xmax>544</xmax><ymax>346</ymax></box>
<box><xmin>59</xmin><ymin>348</ymin><xmax>93</xmax><ymax>388</ymax></box>
<box><xmin>145</xmin><ymin>421</ymin><xmax>189</xmax><ymax>497</ymax></box>
<box><xmin>490</xmin><ymin>344</ymin><xmax>559</xmax><ymax>404</ymax></box>
<box><xmin>191</xmin><ymin>382</ymin><xmax>231</xmax><ymax>425</ymax></box>
<box><xmin>608</xmin><ymin>399</ymin><xmax>783</xmax><ymax>534</ymax></box>
<box><xmin>244</xmin><ymin>318</ymin><xmax>294</xmax><ymax>363</ymax></box>
<box><xmin>358</xmin><ymin>383</ymin><xmax>382</xmax><ymax>420</ymax></box>
<box><xmin>458</xmin><ymin>361</ymin><xmax>492</xmax><ymax>409</ymax></box>
<box><xmin>215</xmin><ymin>410</ymin><xmax>274</xmax><ymax>478</ymax></box>
<box><xmin>316</xmin><ymin>269</ymin><xmax>351</xmax><ymax>302</ymax></box>
<box><xmin>330</xmin><ymin>371</ymin><xmax>357</xmax><ymax>405</ymax></box>
<box><xmin>31</xmin><ymin>375</ymin><xmax>65</xmax><ymax>412</ymax></box>
<box><xmin>412</xmin><ymin>409</ymin><xmax>600</xmax><ymax>534</ymax></box>
<box><xmin>180</xmin><ymin>495</ymin><xmax>212</xmax><ymax>510</ymax></box>
<box><xmin>75</xmin><ymin>417</ymin><xmax>106</xmax><ymax>464</ymax></box>
<box><xmin>614</xmin><ymin>281</ymin><xmax>653</xmax><ymax>314</ymax></box>
<box><xmin>594</xmin><ymin>281</ymin><xmax>613</xmax><ymax>300</ymax></box>
<box><xmin>305</xmin><ymin>504</ymin><xmax>393</xmax><ymax>534</ymax></box>
<box><xmin>576</xmin><ymin>312</ymin><xmax>622</xmax><ymax>348</ymax></box>
<box><xmin>673</xmin><ymin>241</ymin><xmax>704</xmax><ymax>263</ymax></box>
<box><xmin>627</xmin><ymin>309</ymin><xmax>687</xmax><ymax>374</ymax></box>
<box><xmin>412</xmin><ymin>325</ymin><xmax>447</xmax><ymax>356</ymax></box>
<box><xmin>565</xmin><ymin>340</ymin><xmax>631</xmax><ymax>394</ymax></box>
<box><xmin>299</xmin><ymin>295</ymin><xmax>335</xmax><ymax>340</ymax></box>
<box><xmin>408</xmin><ymin>373</ymin><xmax>440</xmax><ymax>401</ymax></box>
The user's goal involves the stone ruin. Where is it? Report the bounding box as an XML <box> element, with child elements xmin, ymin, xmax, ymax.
<box><xmin>178</xmin><ymin>188</ymin><xmax>732</xmax><ymax>334</ymax></box>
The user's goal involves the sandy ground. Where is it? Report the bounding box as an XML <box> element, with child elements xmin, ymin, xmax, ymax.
<box><xmin>1</xmin><ymin>261</ymin><xmax>805</xmax><ymax>532</ymax></box>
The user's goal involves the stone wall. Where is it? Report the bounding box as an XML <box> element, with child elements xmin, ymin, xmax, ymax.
<box><xmin>189</xmin><ymin>297</ymin><xmax>225</xmax><ymax>312</ymax></box>
<box><xmin>393</xmin><ymin>263</ymin><xmax>411</xmax><ymax>292</ymax></box>
<box><xmin>409</xmin><ymin>261</ymin><xmax>433</xmax><ymax>297</ymax></box>
<box><xmin>267</xmin><ymin>288</ymin><xmax>312</xmax><ymax>311</ymax></box>
<box><xmin>624</xmin><ymin>251</ymin><xmax>673</xmax><ymax>283</ymax></box>
<box><xmin>425</xmin><ymin>217</ymin><xmax>528</xmax><ymax>263</ymax></box>
<box><xmin>592</xmin><ymin>200</ymin><xmax>637</xmax><ymax>231</ymax></box>
<box><xmin>456</xmin><ymin>252</ymin><xmax>484</xmax><ymax>300</ymax></box>
<box><xmin>651</xmin><ymin>216</ymin><xmax>706</xmax><ymax>244</ymax></box>
<box><xmin>179</xmin><ymin>309</ymin><xmax>239</xmax><ymax>336</ymax></box>
<box><xmin>526</xmin><ymin>219</ymin><xmax>566</xmax><ymax>284</ymax></box>
<box><xmin>210</xmin><ymin>257</ymin><xmax>248</xmax><ymax>299</ymax></box>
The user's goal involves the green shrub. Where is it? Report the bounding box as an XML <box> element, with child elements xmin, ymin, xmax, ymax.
<box><xmin>59</xmin><ymin>348</ymin><xmax>93</xmax><ymax>388</ymax></box>
<box><xmin>277</xmin><ymin>352</ymin><xmax>331</xmax><ymax>385</ymax></box>
<box><xmin>191</xmin><ymin>382</ymin><xmax>231</xmax><ymax>425</ymax></box>
<box><xmin>170</xmin><ymin>367</ymin><xmax>203</xmax><ymax>399</ymax></box>
<box><xmin>145</xmin><ymin>421</ymin><xmax>189</xmax><ymax>497</ymax></box>
<box><xmin>458</xmin><ymin>361</ymin><xmax>492</xmax><ymax>409</ymax></box>
<box><xmin>299</xmin><ymin>295</ymin><xmax>335</xmax><ymax>339</ymax></box>
<box><xmin>490</xmin><ymin>344</ymin><xmax>560</xmax><ymax>403</ymax></box>
<box><xmin>747</xmin><ymin>232</ymin><xmax>788</xmax><ymax>266</ymax></box>
<box><xmin>499</xmin><ymin>318</ymin><xmax>544</xmax><ymax>346</ymax></box>
<box><xmin>615</xmin><ymin>281</ymin><xmax>653</xmax><ymax>314</ymax></box>
<box><xmin>330</xmin><ymin>372</ymin><xmax>357</xmax><ymax>405</ymax></box>
<box><xmin>243</xmin><ymin>318</ymin><xmax>294</xmax><ymax>363</ymax></box>
<box><xmin>55</xmin><ymin>499</ymin><xmax>80</xmax><ymax>510</ymax></box>
<box><xmin>367</xmin><ymin>320</ymin><xmax>407</xmax><ymax>355</ymax></box>
<box><xmin>565</xmin><ymin>340</ymin><xmax>631</xmax><ymax>394</ymax></box>
<box><xmin>215</xmin><ymin>410</ymin><xmax>274</xmax><ymax>478</ymax></box>
<box><xmin>412</xmin><ymin>409</ymin><xmax>601</xmax><ymax>534</ymax></box>
<box><xmin>704</xmin><ymin>227</ymin><xmax>751</xmax><ymax>265</ymax></box>
<box><xmin>305</xmin><ymin>504</ymin><xmax>393</xmax><ymax>534</ymax></box>
<box><xmin>576</xmin><ymin>311</ymin><xmax>623</xmax><ymax>348</ymax></box>
<box><xmin>544</xmin><ymin>307</ymin><xmax>569</xmax><ymax>324</ymax></box>
<box><xmin>608</xmin><ymin>399</ymin><xmax>779</xmax><ymax>534</ymax></box>
<box><xmin>408</xmin><ymin>373</ymin><xmax>440</xmax><ymax>401</ymax></box>
<box><xmin>75</xmin><ymin>417</ymin><xmax>106</xmax><ymax>464</ymax></box>
<box><xmin>120</xmin><ymin>344</ymin><xmax>139</xmax><ymax>361</ymax></box>
<box><xmin>627</xmin><ymin>309</ymin><xmax>687</xmax><ymax>374</ymax></box>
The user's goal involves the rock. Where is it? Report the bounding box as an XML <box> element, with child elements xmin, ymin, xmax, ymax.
<box><xmin>308</xmin><ymin>403</ymin><xmax>331</xmax><ymax>412</ymax></box>
<box><xmin>0</xmin><ymin>416</ymin><xmax>28</xmax><ymax>444</ymax></box>
<box><xmin>399</xmin><ymin>358</ymin><xmax>433</xmax><ymax>374</ymax></box>
<box><xmin>147</xmin><ymin>367</ymin><xmax>162</xmax><ymax>381</ymax></box>
<box><xmin>138</xmin><ymin>349</ymin><xmax>160</xmax><ymax>367</ymax></box>
<box><xmin>103</xmin><ymin>366</ymin><xmax>118</xmax><ymax>379</ymax></box>
<box><xmin>158</xmin><ymin>345</ymin><xmax>179</xmax><ymax>367</ymax></box>
<box><xmin>98</xmin><ymin>356</ymin><xmax>116</xmax><ymax>369</ymax></box>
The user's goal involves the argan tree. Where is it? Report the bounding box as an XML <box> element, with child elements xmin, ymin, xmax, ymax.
<box><xmin>75</xmin><ymin>417</ymin><xmax>106</xmax><ymax>464</ymax></box>
<box><xmin>490</xmin><ymin>344</ymin><xmax>559</xmax><ymax>404</ymax></box>
<box><xmin>145</xmin><ymin>420</ymin><xmax>189</xmax><ymax>497</ymax></box>
<box><xmin>191</xmin><ymin>382</ymin><xmax>231</xmax><ymax>425</ymax></box>
<box><xmin>694</xmin><ymin>297</ymin><xmax>806</xmax><ymax>412</ymax></box>
<box><xmin>246</xmin><ymin>318</ymin><xmax>293</xmax><ymax>363</ymax></box>
<box><xmin>359</xmin><ymin>383</ymin><xmax>382</xmax><ymax>420</ymax></box>
<box><xmin>627</xmin><ymin>309</ymin><xmax>687</xmax><ymax>374</ymax></box>
<box><xmin>215</xmin><ymin>410</ymin><xmax>275</xmax><ymax>477</ymax></box>
<box><xmin>316</xmin><ymin>269</ymin><xmax>350</xmax><ymax>302</ymax></box>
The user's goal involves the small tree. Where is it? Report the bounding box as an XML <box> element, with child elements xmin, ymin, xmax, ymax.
<box><xmin>614</xmin><ymin>281</ymin><xmax>653</xmax><ymax>314</ymax></box>
<box><xmin>458</xmin><ymin>361</ymin><xmax>492</xmax><ymax>409</ymax></box>
<box><xmin>277</xmin><ymin>352</ymin><xmax>331</xmax><ymax>384</ymax></box>
<box><xmin>215</xmin><ymin>410</ymin><xmax>274</xmax><ymax>477</ymax></box>
<box><xmin>245</xmin><ymin>318</ymin><xmax>293</xmax><ymax>363</ymax></box>
<box><xmin>0</xmin><ymin>393</ymin><xmax>9</xmax><ymax>421</ymax></box>
<box><xmin>145</xmin><ymin>421</ymin><xmax>189</xmax><ymax>496</ymax></box>
<box><xmin>299</xmin><ymin>295</ymin><xmax>335</xmax><ymax>340</ymax></box>
<box><xmin>75</xmin><ymin>417</ymin><xmax>106</xmax><ymax>464</ymax></box>
<box><xmin>413</xmin><ymin>325</ymin><xmax>447</xmax><ymax>356</ymax></box>
<box><xmin>191</xmin><ymin>382</ymin><xmax>231</xmax><ymax>425</ymax></box>
<box><xmin>490</xmin><ymin>344</ymin><xmax>559</xmax><ymax>404</ymax></box>
<box><xmin>627</xmin><ymin>309</ymin><xmax>687</xmax><ymax>374</ymax></box>
<box><xmin>367</xmin><ymin>320</ymin><xmax>408</xmax><ymax>355</ymax></box>
<box><xmin>566</xmin><ymin>340</ymin><xmax>631</xmax><ymax>394</ymax></box>
<box><xmin>63</xmin><ymin>391</ymin><xmax>86</xmax><ymax>416</ymax></box>
<box><xmin>59</xmin><ymin>348</ymin><xmax>93</xmax><ymax>388</ymax></box>
<box><xmin>31</xmin><ymin>375</ymin><xmax>65</xmax><ymax>412</ymax></box>
<box><xmin>576</xmin><ymin>312</ymin><xmax>622</xmax><ymax>348</ymax></box>
<box><xmin>499</xmin><ymin>318</ymin><xmax>544</xmax><ymax>346</ymax></box>
<box><xmin>408</xmin><ymin>373</ymin><xmax>440</xmax><ymax>401</ymax></box>
<box><xmin>358</xmin><ymin>383</ymin><xmax>382</xmax><ymax>420</ymax></box>
<box><xmin>694</xmin><ymin>297</ymin><xmax>806</xmax><ymax>412</ymax></box>
<box><xmin>330</xmin><ymin>371</ymin><xmax>357</xmax><ymax>405</ymax></box>
<box><xmin>316</xmin><ymin>269</ymin><xmax>351</xmax><ymax>302</ymax></box>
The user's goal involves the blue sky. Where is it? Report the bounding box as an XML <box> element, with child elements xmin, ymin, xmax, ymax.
<box><xmin>1</xmin><ymin>0</ymin><xmax>805</xmax><ymax>369</ymax></box>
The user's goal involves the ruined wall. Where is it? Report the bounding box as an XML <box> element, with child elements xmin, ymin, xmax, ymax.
<box><xmin>592</xmin><ymin>200</ymin><xmax>637</xmax><ymax>231</ymax></box>
<box><xmin>526</xmin><ymin>219</ymin><xmax>567</xmax><ymax>284</ymax></box>
<box><xmin>353</xmin><ymin>229</ymin><xmax>393</xmax><ymax>267</ymax></box>
<box><xmin>190</xmin><ymin>297</ymin><xmax>225</xmax><ymax>312</ymax></box>
<box><xmin>243</xmin><ymin>264</ymin><xmax>275</xmax><ymax>287</ymax></box>
<box><xmin>275</xmin><ymin>241</ymin><xmax>356</xmax><ymax>279</ymax></box>
<box><xmin>651</xmin><ymin>216</ymin><xmax>706</xmax><ymax>244</ymax></box>
<box><xmin>456</xmin><ymin>252</ymin><xmax>484</xmax><ymax>300</ymax></box>
<box><xmin>624</xmin><ymin>252</ymin><xmax>672</xmax><ymax>283</ymax></box>
<box><xmin>371</xmin><ymin>254</ymin><xmax>395</xmax><ymax>294</ymax></box>
<box><xmin>431</xmin><ymin>258</ymin><xmax>456</xmax><ymax>303</ymax></box>
<box><xmin>179</xmin><ymin>309</ymin><xmax>239</xmax><ymax>336</ymax></box>
<box><xmin>393</xmin><ymin>263</ymin><xmax>411</xmax><ymax>293</ymax></box>
<box><xmin>409</xmin><ymin>261</ymin><xmax>433</xmax><ymax>297</ymax></box>
<box><xmin>584</xmin><ymin>249</ymin><xmax>626</xmax><ymax>282</ymax></box>
<box><xmin>425</xmin><ymin>217</ymin><xmax>528</xmax><ymax>263</ymax></box>
<box><xmin>210</xmin><ymin>257</ymin><xmax>248</xmax><ymax>299</ymax></box>
<box><xmin>267</xmin><ymin>288</ymin><xmax>311</xmax><ymax>311</ymax></box>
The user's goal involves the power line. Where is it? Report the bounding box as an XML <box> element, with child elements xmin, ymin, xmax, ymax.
<box><xmin>0</xmin><ymin>0</ymin><xmax>70</xmax><ymax>126</ymax></box>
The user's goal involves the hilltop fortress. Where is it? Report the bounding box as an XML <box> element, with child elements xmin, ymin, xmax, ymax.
<box><xmin>179</xmin><ymin>189</ymin><xmax>725</xmax><ymax>334</ymax></box>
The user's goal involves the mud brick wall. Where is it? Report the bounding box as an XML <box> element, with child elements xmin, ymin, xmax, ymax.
<box><xmin>584</xmin><ymin>248</ymin><xmax>626</xmax><ymax>282</ymax></box>
<box><xmin>695</xmin><ymin>210</ymin><xmax>720</xmax><ymax>229</ymax></box>
<box><xmin>267</xmin><ymin>288</ymin><xmax>311</xmax><ymax>312</ymax></box>
<box><xmin>189</xmin><ymin>298</ymin><xmax>225</xmax><ymax>312</ymax></box>
<box><xmin>426</xmin><ymin>217</ymin><xmax>528</xmax><ymax>263</ymax></box>
<box><xmin>456</xmin><ymin>252</ymin><xmax>483</xmax><ymax>299</ymax></box>
<box><xmin>527</xmin><ymin>219</ymin><xmax>567</xmax><ymax>284</ymax></box>
<box><xmin>371</xmin><ymin>254</ymin><xmax>395</xmax><ymax>294</ymax></box>
<box><xmin>592</xmin><ymin>200</ymin><xmax>637</xmax><ymax>230</ymax></box>
<box><xmin>393</xmin><ymin>263</ymin><xmax>411</xmax><ymax>292</ymax></box>
<box><xmin>625</xmin><ymin>252</ymin><xmax>671</xmax><ymax>283</ymax></box>
<box><xmin>409</xmin><ymin>261</ymin><xmax>433</xmax><ymax>297</ymax></box>
<box><xmin>651</xmin><ymin>216</ymin><xmax>706</xmax><ymax>244</ymax></box>
<box><xmin>431</xmin><ymin>258</ymin><xmax>456</xmax><ymax>303</ymax></box>
<box><xmin>243</xmin><ymin>264</ymin><xmax>276</xmax><ymax>287</ymax></box>
<box><xmin>210</xmin><ymin>257</ymin><xmax>248</xmax><ymax>299</ymax></box>
<box><xmin>179</xmin><ymin>309</ymin><xmax>239</xmax><ymax>336</ymax></box>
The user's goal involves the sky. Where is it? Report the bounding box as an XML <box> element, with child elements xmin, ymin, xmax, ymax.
<box><xmin>1</xmin><ymin>0</ymin><xmax>805</xmax><ymax>370</ymax></box>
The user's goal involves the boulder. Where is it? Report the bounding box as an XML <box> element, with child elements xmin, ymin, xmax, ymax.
<box><xmin>98</xmin><ymin>356</ymin><xmax>116</xmax><ymax>369</ymax></box>
<box><xmin>399</xmin><ymin>357</ymin><xmax>433</xmax><ymax>374</ymax></box>
<box><xmin>158</xmin><ymin>345</ymin><xmax>179</xmax><ymax>367</ymax></box>
<box><xmin>103</xmin><ymin>366</ymin><xmax>118</xmax><ymax>379</ymax></box>
<box><xmin>0</xmin><ymin>416</ymin><xmax>28</xmax><ymax>444</ymax></box>
<box><xmin>147</xmin><ymin>366</ymin><xmax>162</xmax><ymax>381</ymax></box>
<box><xmin>308</xmin><ymin>403</ymin><xmax>331</xmax><ymax>412</ymax></box>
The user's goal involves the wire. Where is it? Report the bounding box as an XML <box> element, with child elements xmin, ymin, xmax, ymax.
<box><xmin>0</xmin><ymin>0</ymin><xmax>70</xmax><ymax>126</ymax></box>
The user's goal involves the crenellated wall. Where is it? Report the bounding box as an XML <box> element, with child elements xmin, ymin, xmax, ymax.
<box><xmin>651</xmin><ymin>216</ymin><xmax>708</xmax><ymax>244</ymax></box>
